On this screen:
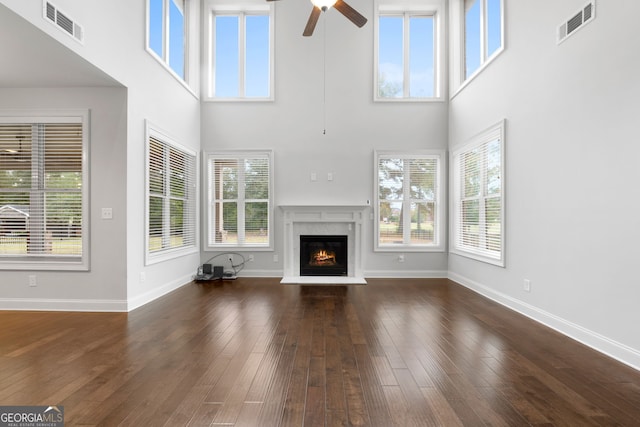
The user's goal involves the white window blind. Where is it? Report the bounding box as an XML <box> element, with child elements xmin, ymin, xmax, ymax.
<box><xmin>207</xmin><ymin>152</ymin><xmax>272</xmax><ymax>248</ymax></box>
<box><xmin>452</xmin><ymin>122</ymin><xmax>504</xmax><ymax>265</ymax></box>
<box><xmin>375</xmin><ymin>151</ymin><xmax>444</xmax><ymax>251</ymax></box>
<box><xmin>0</xmin><ymin>119</ymin><xmax>86</xmax><ymax>266</ymax></box>
<box><xmin>147</xmin><ymin>134</ymin><xmax>197</xmax><ymax>257</ymax></box>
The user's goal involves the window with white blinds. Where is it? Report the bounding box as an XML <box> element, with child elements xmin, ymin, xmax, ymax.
<box><xmin>0</xmin><ymin>113</ymin><xmax>88</xmax><ymax>270</ymax></box>
<box><xmin>375</xmin><ymin>150</ymin><xmax>445</xmax><ymax>251</ymax></box>
<box><xmin>146</xmin><ymin>127</ymin><xmax>197</xmax><ymax>262</ymax></box>
<box><xmin>206</xmin><ymin>151</ymin><xmax>272</xmax><ymax>249</ymax></box>
<box><xmin>452</xmin><ymin>121</ymin><xmax>504</xmax><ymax>266</ymax></box>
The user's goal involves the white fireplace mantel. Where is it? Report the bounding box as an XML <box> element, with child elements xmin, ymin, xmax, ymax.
<box><xmin>279</xmin><ymin>205</ymin><xmax>369</xmax><ymax>284</ymax></box>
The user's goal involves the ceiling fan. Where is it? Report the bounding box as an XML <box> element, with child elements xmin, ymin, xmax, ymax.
<box><xmin>267</xmin><ymin>0</ymin><xmax>368</xmax><ymax>37</ymax></box>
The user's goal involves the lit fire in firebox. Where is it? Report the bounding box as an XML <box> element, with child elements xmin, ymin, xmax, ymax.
<box><xmin>310</xmin><ymin>249</ymin><xmax>337</xmax><ymax>266</ymax></box>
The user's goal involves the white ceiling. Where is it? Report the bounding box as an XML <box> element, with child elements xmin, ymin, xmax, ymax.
<box><xmin>0</xmin><ymin>3</ymin><xmax>121</xmax><ymax>88</ymax></box>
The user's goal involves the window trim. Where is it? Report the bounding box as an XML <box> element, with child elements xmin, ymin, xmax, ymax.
<box><xmin>451</xmin><ymin>0</ymin><xmax>505</xmax><ymax>97</ymax></box>
<box><xmin>451</xmin><ymin>120</ymin><xmax>505</xmax><ymax>266</ymax></box>
<box><xmin>0</xmin><ymin>109</ymin><xmax>90</xmax><ymax>271</ymax></box>
<box><xmin>146</xmin><ymin>0</ymin><xmax>195</xmax><ymax>94</ymax></box>
<box><xmin>205</xmin><ymin>3</ymin><xmax>274</xmax><ymax>102</ymax></box>
<box><xmin>374</xmin><ymin>149</ymin><xmax>446</xmax><ymax>252</ymax></box>
<box><xmin>145</xmin><ymin>122</ymin><xmax>199</xmax><ymax>265</ymax></box>
<box><xmin>205</xmin><ymin>150</ymin><xmax>274</xmax><ymax>251</ymax></box>
<box><xmin>374</xmin><ymin>2</ymin><xmax>444</xmax><ymax>102</ymax></box>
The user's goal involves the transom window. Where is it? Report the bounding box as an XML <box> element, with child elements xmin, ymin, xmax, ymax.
<box><xmin>148</xmin><ymin>0</ymin><xmax>188</xmax><ymax>80</ymax></box>
<box><xmin>452</xmin><ymin>121</ymin><xmax>505</xmax><ymax>266</ymax></box>
<box><xmin>208</xmin><ymin>8</ymin><xmax>273</xmax><ymax>100</ymax></box>
<box><xmin>206</xmin><ymin>151</ymin><xmax>273</xmax><ymax>249</ymax></box>
<box><xmin>0</xmin><ymin>111</ymin><xmax>89</xmax><ymax>270</ymax></box>
<box><xmin>464</xmin><ymin>0</ymin><xmax>503</xmax><ymax>80</ymax></box>
<box><xmin>146</xmin><ymin>125</ymin><xmax>198</xmax><ymax>263</ymax></box>
<box><xmin>375</xmin><ymin>150</ymin><xmax>445</xmax><ymax>251</ymax></box>
<box><xmin>376</xmin><ymin>8</ymin><xmax>442</xmax><ymax>100</ymax></box>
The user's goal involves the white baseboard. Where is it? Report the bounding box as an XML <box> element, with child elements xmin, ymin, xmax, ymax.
<box><xmin>235</xmin><ymin>269</ymin><xmax>283</xmax><ymax>277</ymax></box>
<box><xmin>236</xmin><ymin>269</ymin><xmax>448</xmax><ymax>279</ymax></box>
<box><xmin>0</xmin><ymin>297</ymin><xmax>127</xmax><ymax>312</ymax></box>
<box><xmin>448</xmin><ymin>272</ymin><xmax>640</xmax><ymax>372</ymax></box>
<box><xmin>127</xmin><ymin>273</ymin><xmax>193</xmax><ymax>311</ymax></box>
<box><xmin>237</xmin><ymin>270</ymin><xmax>447</xmax><ymax>280</ymax></box>
<box><xmin>365</xmin><ymin>269</ymin><xmax>448</xmax><ymax>278</ymax></box>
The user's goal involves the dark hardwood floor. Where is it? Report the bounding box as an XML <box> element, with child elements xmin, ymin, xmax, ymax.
<box><xmin>1</xmin><ymin>278</ymin><xmax>640</xmax><ymax>426</ymax></box>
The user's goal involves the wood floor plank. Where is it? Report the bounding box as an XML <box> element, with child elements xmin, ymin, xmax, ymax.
<box><xmin>280</xmin><ymin>302</ymin><xmax>315</xmax><ymax>427</ymax></box>
<box><xmin>393</xmin><ymin>368</ymin><xmax>443</xmax><ymax>426</ymax></box>
<box><xmin>352</xmin><ymin>344</ymin><xmax>395</xmax><ymax>427</ymax></box>
<box><xmin>1</xmin><ymin>278</ymin><xmax>640</xmax><ymax>426</ymax></box>
<box><xmin>211</xmin><ymin>352</ymin><xmax>265</xmax><ymax>425</ymax></box>
<box><xmin>302</xmin><ymin>386</ymin><xmax>324</xmax><ymax>427</ymax></box>
<box><xmin>419</xmin><ymin>386</ymin><xmax>464</xmax><ymax>427</ymax></box>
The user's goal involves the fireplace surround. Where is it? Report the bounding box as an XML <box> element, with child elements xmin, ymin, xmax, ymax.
<box><xmin>280</xmin><ymin>205</ymin><xmax>368</xmax><ymax>284</ymax></box>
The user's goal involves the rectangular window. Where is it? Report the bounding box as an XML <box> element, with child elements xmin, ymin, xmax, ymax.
<box><xmin>375</xmin><ymin>151</ymin><xmax>445</xmax><ymax>251</ymax></box>
<box><xmin>464</xmin><ymin>0</ymin><xmax>503</xmax><ymax>80</ymax></box>
<box><xmin>209</xmin><ymin>9</ymin><xmax>273</xmax><ymax>100</ymax></box>
<box><xmin>207</xmin><ymin>151</ymin><xmax>273</xmax><ymax>249</ymax></box>
<box><xmin>452</xmin><ymin>121</ymin><xmax>504</xmax><ymax>266</ymax></box>
<box><xmin>146</xmin><ymin>125</ymin><xmax>197</xmax><ymax>263</ymax></box>
<box><xmin>0</xmin><ymin>112</ymin><xmax>89</xmax><ymax>270</ymax></box>
<box><xmin>147</xmin><ymin>0</ymin><xmax>187</xmax><ymax>81</ymax></box>
<box><xmin>376</xmin><ymin>10</ymin><xmax>439</xmax><ymax>100</ymax></box>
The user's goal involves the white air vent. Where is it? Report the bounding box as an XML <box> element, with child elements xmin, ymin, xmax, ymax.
<box><xmin>558</xmin><ymin>1</ymin><xmax>595</xmax><ymax>44</ymax></box>
<box><xmin>43</xmin><ymin>1</ymin><xmax>84</xmax><ymax>43</ymax></box>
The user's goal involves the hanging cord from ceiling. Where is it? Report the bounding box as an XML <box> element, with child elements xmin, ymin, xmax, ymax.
<box><xmin>323</xmin><ymin>17</ymin><xmax>327</xmax><ymax>135</ymax></box>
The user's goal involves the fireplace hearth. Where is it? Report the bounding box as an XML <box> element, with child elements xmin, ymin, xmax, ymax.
<box><xmin>300</xmin><ymin>235</ymin><xmax>348</xmax><ymax>276</ymax></box>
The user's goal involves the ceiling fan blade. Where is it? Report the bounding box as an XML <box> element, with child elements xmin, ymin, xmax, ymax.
<box><xmin>334</xmin><ymin>0</ymin><xmax>367</xmax><ymax>28</ymax></box>
<box><xmin>303</xmin><ymin>6</ymin><xmax>322</xmax><ymax>37</ymax></box>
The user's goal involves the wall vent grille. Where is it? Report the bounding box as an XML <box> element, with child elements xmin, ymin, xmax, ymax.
<box><xmin>43</xmin><ymin>1</ymin><xmax>84</xmax><ymax>43</ymax></box>
<box><xmin>558</xmin><ymin>1</ymin><xmax>596</xmax><ymax>44</ymax></box>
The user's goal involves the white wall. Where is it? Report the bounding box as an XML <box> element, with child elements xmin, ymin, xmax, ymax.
<box><xmin>201</xmin><ymin>0</ymin><xmax>450</xmax><ymax>277</ymax></box>
<box><xmin>0</xmin><ymin>0</ymin><xmax>201</xmax><ymax>310</ymax></box>
<box><xmin>2</xmin><ymin>0</ymin><xmax>639</xmax><ymax>372</ymax></box>
<box><xmin>0</xmin><ymin>87</ymin><xmax>128</xmax><ymax>310</ymax></box>
<box><xmin>448</xmin><ymin>0</ymin><xmax>640</xmax><ymax>368</ymax></box>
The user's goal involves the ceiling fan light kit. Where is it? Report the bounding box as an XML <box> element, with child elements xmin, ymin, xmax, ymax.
<box><xmin>267</xmin><ymin>0</ymin><xmax>367</xmax><ymax>37</ymax></box>
<box><xmin>311</xmin><ymin>0</ymin><xmax>337</xmax><ymax>12</ymax></box>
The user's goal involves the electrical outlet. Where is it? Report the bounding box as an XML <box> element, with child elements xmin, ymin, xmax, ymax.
<box><xmin>398</xmin><ymin>254</ymin><xmax>405</xmax><ymax>263</ymax></box>
<box><xmin>28</xmin><ymin>275</ymin><xmax>37</xmax><ymax>287</ymax></box>
<box><xmin>273</xmin><ymin>254</ymin><xmax>278</xmax><ymax>263</ymax></box>
<box><xmin>101</xmin><ymin>207</ymin><xmax>113</xmax><ymax>220</ymax></box>
<box><xmin>523</xmin><ymin>279</ymin><xmax>531</xmax><ymax>292</ymax></box>
<box><xmin>248</xmin><ymin>254</ymin><xmax>254</xmax><ymax>262</ymax></box>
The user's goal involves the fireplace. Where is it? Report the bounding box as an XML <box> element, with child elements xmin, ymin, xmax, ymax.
<box><xmin>279</xmin><ymin>205</ymin><xmax>368</xmax><ymax>284</ymax></box>
<box><xmin>300</xmin><ymin>235</ymin><xmax>348</xmax><ymax>276</ymax></box>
